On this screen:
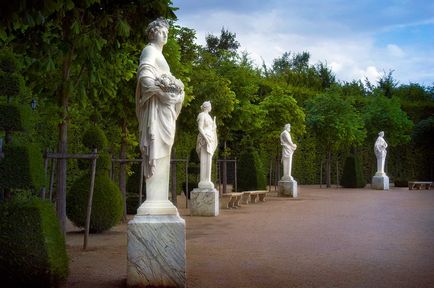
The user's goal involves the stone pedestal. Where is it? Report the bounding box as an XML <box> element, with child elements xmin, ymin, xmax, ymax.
<box><xmin>127</xmin><ymin>215</ymin><xmax>186</xmax><ymax>288</ymax></box>
<box><xmin>278</xmin><ymin>179</ymin><xmax>298</xmax><ymax>198</ymax></box>
<box><xmin>372</xmin><ymin>174</ymin><xmax>389</xmax><ymax>190</ymax></box>
<box><xmin>190</xmin><ymin>188</ymin><xmax>219</xmax><ymax>216</ymax></box>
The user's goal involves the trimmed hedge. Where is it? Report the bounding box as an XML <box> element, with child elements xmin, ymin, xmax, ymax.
<box><xmin>0</xmin><ymin>103</ymin><xmax>31</xmax><ymax>131</ymax></box>
<box><xmin>0</xmin><ymin>144</ymin><xmax>45</xmax><ymax>191</ymax></box>
<box><xmin>0</xmin><ymin>197</ymin><xmax>69</xmax><ymax>287</ymax></box>
<box><xmin>66</xmin><ymin>172</ymin><xmax>123</xmax><ymax>233</ymax></box>
<box><xmin>340</xmin><ymin>154</ymin><xmax>366</xmax><ymax>188</ymax></box>
<box><xmin>237</xmin><ymin>148</ymin><xmax>267</xmax><ymax>191</ymax></box>
<box><xmin>82</xmin><ymin>126</ymin><xmax>108</xmax><ymax>150</ymax></box>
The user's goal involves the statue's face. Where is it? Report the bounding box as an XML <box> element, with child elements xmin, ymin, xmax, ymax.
<box><xmin>154</xmin><ymin>27</ymin><xmax>168</xmax><ymax>45</ymax></box>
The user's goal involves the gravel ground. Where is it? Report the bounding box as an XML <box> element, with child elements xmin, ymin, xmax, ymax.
<box><xmin>64</xmin><ymin>186</ymin><xmax>434</xmax><ymax>288</ymax></box>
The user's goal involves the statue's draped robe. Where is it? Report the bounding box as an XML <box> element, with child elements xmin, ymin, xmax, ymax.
<box><xmin>374</xmin><ymin>136</ymin><xmax>388</xmax><ymax>159</ymax></box>
<box><xmin>280</xmin><ymin>130</ymin><xmax>296</xmax><ymax>159</ymax></box>
<box><xmin>135</xmin><ymin>45</ymin><xmax>183</xmax><ymax>179</ymax></box>
<box><xmin>196</xmin><ymin>112</ymin><xmax>217</xmax><ymax>156</ymax></box>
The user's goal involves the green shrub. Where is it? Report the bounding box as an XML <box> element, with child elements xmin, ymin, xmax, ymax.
<box><xmin>82</xmin><ymin>126</ymin><xmax>108</xmax><ymax>150</ymax></box>
<box><xmin>0</xmin><ymin>197</ymin><xmax>68</xmax><ymax>287</ymax></box>
<box><xmin>0</xmin><ymin>144</ymin><xmax>45</xmax><ymax>191</ymax></box>
<box><xmin>67</xmin><ymin>172</ymin><xmax>123</xmax><ymax>233</ymax></box>
<box><xmin>237</xmin><ymin>148</ymin><xmax>267</xmax><ymax>191</ymax></box>
<box><xmin>0</xmin><ymin>103</ymin><xmax>31</xmax><ymax>131</ymax></box>
<box><xmin>126</xmin><ymin>161</ymin><xmax>146</xmax><ymax>214</ymax></box>
<box><xmin>77</xmin><ymin>151</ymin><xmax>111</xmax><ymax>172</ymax></box>
<box><xmin>340</xmin><ymin>154</ymin><xmax>366</xmax><ymax>188</ymax></box>
<box><xmin>0</xmin><ymin>74</ymin><xmax>20</xmax><ymax>98</ymax></box>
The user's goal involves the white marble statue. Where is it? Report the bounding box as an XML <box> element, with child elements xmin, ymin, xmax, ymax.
<box><xmin>196</xmin><ymin>101</ymin><xmax>218</xmax><ymax>189</ymax></box>
<box><xmin>374</xmin><ymin>131</ymin><xmax>388</xmax><ymax>176</ymax></box>
<box><xmin>135</xmin><ymin>17</ymin><xmax>184</xmax><ymax>215</ymax></box>
<box><xmin>280</xmin><ymin>124</ymin><xmax>297</xmax><ymax>181</ymax></box>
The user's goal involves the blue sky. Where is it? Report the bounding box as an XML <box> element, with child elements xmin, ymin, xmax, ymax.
<box><xmin>172</xmin><ymin>0</ymin><xmax>434</xmax><ymax>85</ymax></box>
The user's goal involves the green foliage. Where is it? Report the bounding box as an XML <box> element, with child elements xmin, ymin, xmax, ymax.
<box><xmin>66</xmin><ymin>172</ymin><xmax>123</xmax><ymax>233</ymax></box>
<box><xmin>0</xmin><ymin>103</ymin><xmax>31</xmax><ymax>131</ymax></box>
<box><xmin>82</xmin><ymin>126</ymin><xmax>108</xmax><ymax>150</ymax></box>
<box><xmin>341</xmin><ymin>154</ymin><xmax>366</xmax><ymax>188</ymax></box>
<box><xmin>0</xmin><ymin>144</ymin><xmax>45</xmax><ymax>191</ymax></box>
<box><xmin>0</xmin><ymin>197</ymin><xmax>68</xmax><ymax>287</ymax></box>
<box><xmin>412</xmin><ymin>116</ymin><xmax>434</xmax><ymax>149</ymax></box>
<box><xmin>362</xmin><ymin>95</ymin><xmax>413</xmax><ymax>146</ymax></box>
<box><xmin>0</xmin><ymin>73</ymin><xmax>20</xmax><ymax>98</ymax></box>
<box><xmin>237</xmin><ymin>148</ymin><xmax>267</xmax><ymax>191</ymax></box>
<box><xmin>306</xmin><ymin>88</ymin><xmax>366</xmax><ymax>152</ymax></box>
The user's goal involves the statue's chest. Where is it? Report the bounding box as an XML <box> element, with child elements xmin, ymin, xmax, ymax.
<box><xmin>155</xmin><ymin>54</ymin><xmax>170</xmax><ymax>73</ymax></box>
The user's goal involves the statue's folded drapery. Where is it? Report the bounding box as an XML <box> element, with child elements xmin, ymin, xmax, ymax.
<box><xmin>135</xmin><ymin>60</ymin><xmax>183</xmax><ymax>179</ymax></box>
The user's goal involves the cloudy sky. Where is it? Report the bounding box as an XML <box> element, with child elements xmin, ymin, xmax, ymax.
<box><xmin>172</xmin><ymin>0</ymin><xmax>434</xmax><ymax>85</ymax></box>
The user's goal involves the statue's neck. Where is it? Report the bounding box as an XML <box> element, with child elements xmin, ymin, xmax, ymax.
<box><xmin>149</xmin><ymin>42</ymin><xmax>163</xmax><ymax>52</ymax></box>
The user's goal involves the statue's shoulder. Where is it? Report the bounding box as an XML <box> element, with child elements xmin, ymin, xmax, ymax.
<box><xmin>139</xmin><ymin>45</ymin><xmax>158</xmax><ymax>63</ymax></box>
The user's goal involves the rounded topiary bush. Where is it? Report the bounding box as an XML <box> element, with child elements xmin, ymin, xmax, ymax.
<box><xmin>82</xmin><ymin>126</ymin><xmax>108</xmax><ymax>150</ymax></box>
<box><xmin>237</xmin><ymin>148</ymin><xmax>267</xmax><ymax>191</ymax></box>
<box><xmin>341</xmin><ymin>154</ymin><xmax>366</xmax><ymax>188</ymax></box>
<box><xmin>0</xmin><ymin>197</ymin><xmax>68</xmax><ymax>287</ymax></box>
<box><xmin>67</xmin><ymin>172</ymin><xmax>123</xmax><ymax>233</ymax></box>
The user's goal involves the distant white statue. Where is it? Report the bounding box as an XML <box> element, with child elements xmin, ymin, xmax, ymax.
<box><xmin>135</xmin><ymin>18</ymin><xmax>184</xmax><ymax>215</ymax></box>
<box><xmin>196</xmin><ymin>101</ymin><xmax>218</xmax><ymax>189</ymax></box>
<box><xmin>374</xmin><ymin>131</ymin><xmax>388</xmax><ymax>176</ymax></box>
<box><xmin>280</xmin><ymin>124</ymin><xmax>297</xmax><ymax>181</ymax></box>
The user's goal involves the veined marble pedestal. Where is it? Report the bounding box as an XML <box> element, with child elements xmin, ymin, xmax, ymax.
<box><xmin>127</xmin><ymin>215</ymin><xmax>186</xmax><ymax>288</ymax></box>
<box><xmin>279</xmin><ymin>179</ymin><xmax>298</xmax><ymax>198</ymax></box>
<box><xmin>190</xmin><ymin>187</ymin><xmax>219</xmax><ymax>216</ymax></box>
<box><xmin>372</xmin><ymin>174</ymin><xmax>389</xmax><ymax>190</ymax></box>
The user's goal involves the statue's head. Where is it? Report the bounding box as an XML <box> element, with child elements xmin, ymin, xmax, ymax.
<box><xmin>378</xmin><ymin>131</ymin><xmax>384</xmax><ymax>137</ymax></box>
<box><xmin>146</xmin><ymin>17</ymin><xmax>169</xmax><ymax>41</ymax></box>
<box><xmin>284</xmin><ymin>123</ymin><xmax>291</xmax><ymax>131</ymax></box>
<box><xmin>201</xmin><ymin>101</ymin><xmax>212</xmax><ymax>112</ymax></box>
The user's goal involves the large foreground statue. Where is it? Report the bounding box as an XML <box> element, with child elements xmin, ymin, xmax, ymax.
<box><xmin>135</xmin><ymin>17</ymin><xmax>184</xmax><ymax>215</ymax></box>
<box><xmin>196</xmin><ymin>101</ymin><xmax>218</xmax><ymax>189</ymax></box>
<box><xmin>128</xmin><ymin>18</ymin><xmax>186</xmax><ymax>288</ymax></box>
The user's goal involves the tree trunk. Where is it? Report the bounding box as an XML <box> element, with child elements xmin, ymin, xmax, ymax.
<box><xmin>223</xmin><ymin>141</ymin><xmax>227</xmax><ymax>194</ymax></box>
<box><xmin>326</xmin><ymin>150</ymin><xmax>332</xmax><ymax>188</ymax></box>
<box><xmin>119</xmin><ymin>122</ymin><xmax>127</xmax><ymax>221</ymax></box>
<box><xmin>56</xmin><ymin>112</ymin><xmax>68</xmax><ymax>234</ymax></box>
<box><xmin>56</xmin><ymin>17</ymin><xmax>73</xmax><ymax>234</ymax></box>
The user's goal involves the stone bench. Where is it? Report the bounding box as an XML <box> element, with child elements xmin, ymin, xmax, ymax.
<box><xmin>220</xmin><ymin>192</ymin><xmax>244</xmax><ymax>209</ymax></box>
<box><xmin>408</xmin><ymin>181</ymin><xmax>432</xmax><ymax>190</ymax></box>
<box><xmin>243</xmin><ymin>190</ymin><xmax>268</xmax><ymax>204</ymax></box>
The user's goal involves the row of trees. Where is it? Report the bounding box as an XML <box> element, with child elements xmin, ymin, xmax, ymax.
<box><xmin>1</xmin><ymin>1</ymin><xmax>433</xmax><ymax>231</ymax></box>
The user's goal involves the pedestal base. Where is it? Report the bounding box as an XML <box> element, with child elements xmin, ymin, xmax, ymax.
<box><xmin>190</xmin><ymin>188</ymin><xmax>219</xmax><ymax>216</ymax></box>
<box><xmin>279</xmin><ymin>179</ymin><xmax>298</xmax><ymax>198</ymax></box>
<box><xmin>127</xmin><ymin>215</ymin><xmax>186</xmax><ymax>288</ymax></box>
<box><xmin>372</xmin><ymin>175</ymin><xmax>389</xmax><ymax>190</ymax></box>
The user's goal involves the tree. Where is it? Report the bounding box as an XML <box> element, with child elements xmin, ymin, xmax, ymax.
<box><xmin>306</xmin><ymin>87</ymin><xmax>366</xmax><ymax>187</ymax></box>
<box><xmin>0</xmin><ymin>0</ymin><xmax>177</xmax><ymax>233</ymax></box>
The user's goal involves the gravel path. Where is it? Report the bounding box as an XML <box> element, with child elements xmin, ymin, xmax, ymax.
<box><xmin>64</xmin><ymin>186</ymin><xmax>434</xmax><ymax>288</ymax></box>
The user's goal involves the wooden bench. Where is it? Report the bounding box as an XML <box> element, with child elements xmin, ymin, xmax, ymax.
<box><xmin>220</xmin><ymin>192</ymin><xmax>244</xmax><ymax>209</ymax></box>
<box><xmin>408</xmin><ymin>181</ymin><xmax>432</xmax><ymax>190</ymax></box>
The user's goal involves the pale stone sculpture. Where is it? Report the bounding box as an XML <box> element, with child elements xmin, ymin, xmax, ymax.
<box><xmin>278</xmin><ymin>124</ymin><xmax>298</xmax><ymax>197</ymax></box>
<box><xmin>135</xmin><ymin>17</ymin><xmax>184</xmax><ymax>215</ymax></box>
<box><xmin>196</xmin><ymin>101</ymin><xmax>218</xmax><ymax>189</ymax></box>
<box><xmin>372</xmin><ymin>131</ymin><xmax>389</xmax><ymax>190</ymax></box>
<box><xmin>374</xmin><ymin>131</ymin><xmax>388</xmax><ymax>176</ymax></box>
<box><xmin>128</xmin><ymin>18</ymin><xmax>186</xmax><ymax>288</ymax></box>
<box><xmin>280</xmin><ymin>123</ymin><xmax>297</xmax><ymax>181</ymax></box>
<box><xmin>190</xmin><ymin>101</ymin><xmax>219</xmax><ymax>216</ymax></box>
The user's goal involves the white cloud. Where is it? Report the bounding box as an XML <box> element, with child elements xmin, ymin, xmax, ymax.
<box><xmin>174</xmin><ymin>3</ymin><xmax>434</xmax><ymax>85</ymax></box>
<box><xmin>386</xmin><ymin>44</ymin><xmax>405</xmax><ymax>58</ymax></box>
